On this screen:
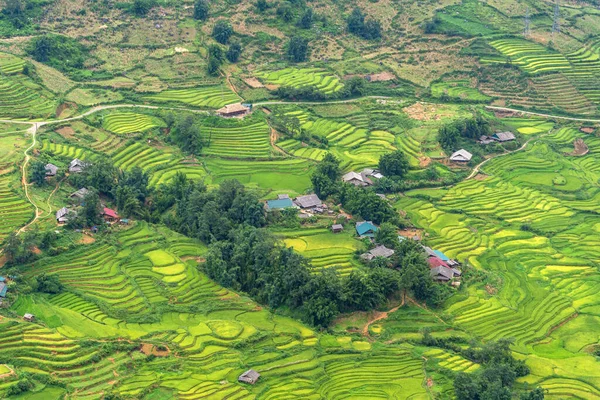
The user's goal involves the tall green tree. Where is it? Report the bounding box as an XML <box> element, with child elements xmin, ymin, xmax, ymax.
<box><xmin>226</xmin><ymin>42</ymin><xmax>242</xmax><ymax>63</ymax></box>
<box><xmin>287</xmin><ymin>36</ymin><xmax>309</xmax><ymax>62</ymax></box>
<box><xmin>30</xmin><ymin>160</ymin><xmax>47</xmax><ymax>186</ymax></box>
<box><xmin>378</xmin><ymin>150</ymin><xmax>410</xmax><ymax>178</ymax></box>
<box><xmin>212</xmin><ymin>20</ymin><xmax>233</xmax><ymax>44</ymax></box>
<box><xmin>193</xmin><ymin>0</ymin><xmax>209</xmax><ymax>20</ymax></box>
<box><xmin>298</xmin><ymin>7</ymin><xmax>313</xmax><ymax>29</ymax></box>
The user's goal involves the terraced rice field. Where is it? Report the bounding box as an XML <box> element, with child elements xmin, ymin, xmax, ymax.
<box><xmin>145</xmin><ymin>85</ymin><xmax>241</xmax><ymax>108</ymax></box>
<box><xmin>431</xmin><ymin>80</ymin><xmax>491</xmax><ymax>102</ymax></box>
<box><xmin>397</xmin><ymin>129</ymin><xmax>600</xmax><ymax>397</ymax></box>
<box><xmin>202</xmin><ymin>120</ymin><xmax>272</xmax><ymax>158</ymax></box>
<box><xmin>483</xmin><ymin>39</ymin><xmax>572</xmax><ymax>74</ymax></box>
<box><xmin>277</xmin><ymin>228</ymin><xmax>360</xmax><ymax>276</ymax></box>
<box><xmin>0</xmin><ymin>74</ymin><xmax>56</xmax><ymax>119</ymax></box>
<box><xmin>4</xmin><ymin>222</ymin><xmax>430</xmax><ymax>398</ymax></box>
<box><xmin>0</xmin><ymin>179</ymin><xmax>34</xmax><ymax>242</ymax></box>
<box><xmin>280</xmin><ymin>110</ymin><xmax>397</xmax><ymax>171</ymax></box>
<box><xmin>256</xmin><ymin>68</ymin><xmax>344</xmax><ymax>94</ymax></box>
<box><xmin>102</xmin><ymin>112</ymin><xmax>166</xmax><ymax>134</ymax></box>
<box><xmin>0</xmin><ymin>52</ymin><xmax>26</xmax><ymax>75</ymax></box>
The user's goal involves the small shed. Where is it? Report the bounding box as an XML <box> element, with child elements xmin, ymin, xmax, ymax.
<box><xmin>45</xmin><ymin>163</ymin><xmax>58</xmax><ymax>177</ymax></box>
<box><xmin>23</xmin><ymin>313</ymin><xmax>34</xmax><ymax>322</ymax></box>
<box><xmin>238</xmin><ymin>369</ymin><xmax>260</xmax><ymax>385</ymax></box>
<box><xmin>119</xmin><ymin>219</ymin><xmax>130</xmax><ymax>225</ymax></box>
<box><xmin>356</xmin><ymin>221</ymin><xmax>378</xmax><ymax>238</ymax></box>
<box><xmin>449</xmin><ymin>149</ymin><xmax>472</xmax><ymax>162</ymax></box>
<box><xmin>331</xmin><ymin>224</ymin><xmax>344</xmax><ymax>233</ymax></box>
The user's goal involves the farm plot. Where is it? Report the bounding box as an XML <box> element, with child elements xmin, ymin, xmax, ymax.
<box><xmin>145</xmin><ymin>85</ymin><xmax>241</xmax><ymax>109</ymax></box>
<box><xmin>398</xmin><ymin>136</ymin><xmax>600</xmax><ymax>397</ymax></box>
<box><xmin>201</xmin><ymin>120</ymin><xmax>272</xmax><ymax>159</ymax></box>
<box><xmin>0</xmin><ymin>179</ymin><xmax>34</xmax><ymax>242</ymax></box>
<box><xmin>0</xmin><ymin>74</ymin><xmax>56</xmax><ymax>119</ymax></box>
<box><xmin>280</xmin><ymin>110</ymin><xmax>397</xmax><ymax>171</ymax></box>
<box><xmin>7</xmin><ymin>221</ymin><xmax>431</xmax><ymax>399</ymax></box>
<box><xmin>256</xmin><ymin>67</ymin><xmax>344</xmax><ymax>94</ymax></box>
<box><xmin>483</xmin><ymin>39</ymin><xmax>571</xmax><ymax>74</ymax></box>
<box><xmin>102</xmin><ymin>112</ymin><xmax>166</xmax><ymax>134</ymax></box>
<box><xmin>276</xmin><ymin>228</ymin><xmax>360</xmax><ymax>276</ymax></box>
<box><xmin>431</xmin><ymin>80</ymin><xmax>491</xmax><ymax>102</ymax></box>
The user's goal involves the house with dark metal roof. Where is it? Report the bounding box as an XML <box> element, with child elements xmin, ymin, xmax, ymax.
<box><xmin>361</xmin><ymin>245</ymin><xmax>395</xmax><ymax>261</ymax></box>
<box><xmin>0</xmin><ymin>282</ymin><xmax>7</xmax><ymax>297</ymax></box>
<box><xmin>70</xmin><ymin>188</ymin><xmax>89</xmax><ymax>201</ymax></box>
<box><xmin>69</xmin><ymin>159</ymin><xmax>88</xmax><ymax>173</ymax></box>
<box><xmin>493</xmin><ymin>132</ymin><xmax>516</xmax><ymax>142</ymax></box>
<box><xmin>342</xmin><ymin>171</ymin><xmax>370</xmax><ymax>187</ymax></box>
<box><xmin>23</xmin><ymin>313</ymin><xmax>34</xmax><ymax>322</ymax></box>
<box><xmin>356</xmin><ymin>221</ymin><xmax>378</xmax><ymax>238</ymax></box>
<box><xmin>45</xmin><ymin>163</ymin><xmax>58</xmax><ymax>176</ymax></box>
<box><xmin>294</xmin><ymin>194</ymin><xmax>322</xmax><ymax>209</ymax></box>
<box><xmin>430</xmin><ymin>266</ymin><xmax>454</xmax><ymax>282</ymax></box>
<box><xmin>238</xmin><ymin>369</ymin><xmax>260</xmax><ymax>385</ymax></box>
<box><xmin>56</xmin><ymin>207</ymin><xmax>75</xmax><ymax>223</ymax></box>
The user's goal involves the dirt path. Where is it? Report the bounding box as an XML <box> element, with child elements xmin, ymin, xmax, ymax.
<box><xmin>466</xmin><ymin>135</ymin><xmax>536</xmax><ymax>180</ymax></box>
<box><xmin>17</xmin><ymin>123</ymin><xmax>40</xmax><ymax>234</ymax></box>
<box><xmin>362</xmin><ymin>297</ymin><xmax>405</xmax><ymax>337</ymax></box>
<box><xmin>486</xmin><ymin>106</ymin><xmax>600</xmax><ymax>123</ymax></box>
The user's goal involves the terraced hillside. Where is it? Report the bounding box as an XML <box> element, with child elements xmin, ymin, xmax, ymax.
<box><xmin>4</xmin><ymin>222</ymin><xmax>430</xmax><ymax>399</ymax></box>
<box><xmin>255</xmin><ymin>68</ymin><xmax>344</xmax><ymax>94</ymax></box>
<box><xmin>145</xmin><ymin>85</ymin><xmax>241</xmax><ymax>108</ymax></box>
<box><xmin>398</xmin><ymin>128</ymin><xmax>600</xmax><ymax>398</ymax></box>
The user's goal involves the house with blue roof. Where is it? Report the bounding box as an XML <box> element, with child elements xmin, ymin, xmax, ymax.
<box><xmin>433</xmin><ymin>250</ymin><xmax>449</xmax><ymax>261</ymax></box>
<box><xmin>265</xmin><ymin>194</ymin><xmax>295</xmax><ymax>211</ymax></box>
<box><xmin>356</xmin><ymin>221</ymin><xmax>378</xmax><ymax>238</ymax></box>
<box><xmin>0</xmin><ymin>276</ymin><xmax>5</xmax><ymax>282</ymax></box>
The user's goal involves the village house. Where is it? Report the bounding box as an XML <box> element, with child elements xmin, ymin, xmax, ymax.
<box><xmin>69</xmin><ymin>188</ymin><xmax>89</xmax><ymax>202</ymax></box>
<box><xmin>342</xmin><ymin>171</ymin><xmax>370</xmax><ymax>186</ymax></box>
<box><xmin>56</xmin><ymin>207</ymin><xmax>76</xmax><ymax>224</ymax></box>
<box><xmin>238</xmin><ymin>369</ymin><xmax>260</xmax><ymax>385</ymax></box>
<box><xmin>341</xmin><ymin>169</ymin><xmax>384</xmax><ymax>187</ymax></box>
<box><xmin>217</xmin><ymin>103</ymin><xmax>250</xmax><ymax>118</ymax></box>
<box><xmin>265</xmin><ymin>194</ymin><xmax>295</xmax><ymax>211</ymax></box>
<box><xmin>102</xmin><ymin>207</ymin><xmax>119</xmax><ymax>223</ymax></box>
<box><xmin>23</xmin><ymin>313</ymin><xmax>35</xmax><ymax>322</ymax></box>
<box><xmin>294</xmin><ymin>194</ymin><xmax>322</xmax><ymax>210</ymax></box>
<box><xmin>492</xmin><ymin>132</ymin><xmax>516</xmax><ymax>142</ymax></box>
<box><xmin>45</xmin><ymin>163</ymin><xmax>58</xmax><ymax>177</ymax></box>
<box><xmin>356</xmin><ymin>221</ymin><xmax>378</xmax><ymax>238</ymax></box>
<box><xmin>478</xmin><ymin>135</ymin><xmax>495</xmax><ymax>145</ymax></box>
<box><xmin>331</xmin><ymin>224</ymin><xmax>344</xmax><ymax>233</ymax></box>
<box><xmin>449</xmin><ymin>149</ymin><xmax>472</xmax><ymax>163</ymax></box>
<box><xmin>361</xmin><ymin>245</ymin><xmax>395</xmax><ymax>261</ymax></box>
<box><xmin>0</xmin><ymin>281</ymin><xmax>7</xmax><ymax>298</ymax></box>
<box><xmin>69</xmin><ymin>158</ymin><xmax>87</xmax><ymax>173</ymax></box>
<box><xmin>430</xmin><ymin>266</ymin><xmax>456</xmax><ymax>282</ymax></box>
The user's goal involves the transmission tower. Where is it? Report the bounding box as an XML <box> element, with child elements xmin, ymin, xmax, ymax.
<box><xmin>552</xmin><ymin>0</ymin><xmax>560</xmax><ymax>35</ymax></box>
<box><xmin>524</xmin><ymin>7</ymin><xmax>531</xmax><ymax>37</ymax></box>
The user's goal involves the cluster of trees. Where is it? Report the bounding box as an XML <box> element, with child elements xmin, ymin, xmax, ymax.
<box><xmin>347</xmin><ymin>8</ymin><xmax>382</xmax><ymax>40</ymax></box>
<box><xmin>204</xmin><ymin>22</ymin><xmax>242</xmax><ymax>74</ymax></box>
<box><xmin>163</xmin><ymin>112</ymin><xmax>205</xmax><ymax>155</ymax></box>
<box><xmin>453</xmin><ymin>339</ymin><xmax>543</xmax><ymax>400</ymax></box>
<box><xmin>438</xmin><ymin>116</ymin><xmax>491</xmax><ymax>152</ymax></box>
<box><xmin>35</xmin><ymin>273</ymin><xmax>63</xmax><ymax>294</ymax></box>
<box><xmin>69</xmin><ymin>161</ymin><xmax>151</xmax><ymax>221</ymax></box>
<box><xmin>287</xmin><ymin>35</ymin><xmax>309</xmax><ymax>62</ymax></box>
<box><xmin>276</xmin><ymin>76</ymin><xmax>367</xmax><ymax>101</ymax></box>
<box><xmin>27</xmin><ymin>34</ymin><xmax>87</xmax><ymax>72</ymax></box>
<box><xmin>3</xmin><ymin>229</ymin><xmax>58</xmax><ymax>265</ymax></box>
<box><xmin>30</xmin><ymin>159</ymin><xmax>48</xmax><ymax>186</ymax></box>
<box><xmin>311</xmin><ymin>153</ymin><xmax>397</xmax><ymax>224</ymax></box>
<box><xmin>378</xmin><ymin>150</ymin><xmax>410</xmax><ymax>179</ymax></box>
<box><xmin>1</xmin><ymin>0</ymin><xmax>43</xmax><ymax>30</ymax></box>
<box><xmin>131</xmin><ymin>0</ymin><xmax>157</xmax><ymax>16</ymax></box>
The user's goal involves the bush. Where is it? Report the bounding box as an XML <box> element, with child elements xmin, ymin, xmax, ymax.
<box><xmin>226</xmin><ymin>42</ymin><xmax>242</xmax><ymax>63</ymax></box>
<box><xmin>193</xmin><ymin>0</ymin><xmax>209</xmax><ymax>20</ymax></box>
<box><xmin>287</xmin><ymin>36</ymin><xmax>310</xmax><ymax>62</ymax></box>
<box><xmin>27</xmin><ymin>34</ymin><xmax>87</xmax><ymax>73</ymax></box>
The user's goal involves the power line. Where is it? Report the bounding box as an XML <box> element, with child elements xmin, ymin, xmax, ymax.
<box><xmin>524</xmin><ymin>7</ymin><xmax>531</xmax><ymax>37</ymax></box>
<box><xmin>552</xmin><ymin>0</ymin><xmax>560</xmax><ymax>35</ymax></box>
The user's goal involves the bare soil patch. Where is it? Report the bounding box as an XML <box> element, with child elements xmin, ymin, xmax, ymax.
<box><xmin>398</xmin><ymin>228</ymin><xmax>424</xmax><ymax>240</ymax></box>
<box><xmin>403</xmin><ymin>102</ymin><xmax>454</xmax><ymax>121</ymax></box>
<box><xmin>79</xmin><ymin>234</ymin><xmax>96</xmax><ymax>244</ymax></box>
<box><xmin>243</xmin><ymin>77</ymin><xmax>264</xmax><ymax>88</ymax></box>
<box><xmin>56</xmin><ymin>126</ymin><xmax>76</xmax><ymax>139</ymax></box>
<box><xmin>140</xmin><ymin>343</ymin><xmax>170</xmax><ymax>357</ymax></box>
<box><xmin>265</xmin><ymin>84</ymin><xmax>280</xmax><ymax>91</ymax></box>
<box><xmin>368</xmin><ymin>72</ymin><xmax>396</xmax><ymax>82</ymax></box>
<box><xmin>580</xmin><ymin>127</ymin><xmax>595</xmax><ymax>134</ymax></box>
<box><xmin>474</xmin><ymin>173</ymin><xmax>488</xmax><ymax>181</ymax></box>
<box><xmin>567</xmin><ymin>138</ymin><xmax>589</xmax><ymax>156</ymax></box>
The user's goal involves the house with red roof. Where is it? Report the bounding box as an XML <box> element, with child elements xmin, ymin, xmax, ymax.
<box><xmin>102</xmin><ymin>207</ymin><xmax>119</xmax><ymax>223</ymax></box>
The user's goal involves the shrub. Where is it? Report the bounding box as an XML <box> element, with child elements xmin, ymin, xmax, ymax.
<box><xmin>193</xmin><ymin>0</ymin><xmax>209</xmax><ymax>20</ymax></box>
<box><xmin>287</xmin><ymin>36</ymin><xmax>310</xmax><ymax>62</ymax></box>
<box><xmin>212</xmin><ymin>20</ymin><xmax>233</xmax><ymax>44</ymax></box>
